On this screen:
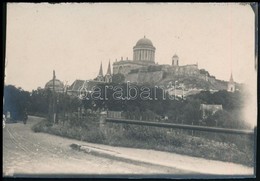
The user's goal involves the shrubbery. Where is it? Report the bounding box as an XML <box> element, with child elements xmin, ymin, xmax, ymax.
<box><xmin>32</xmin><ymin>114</ymin><xmax>254</xmax><ymax>167</ymax></box>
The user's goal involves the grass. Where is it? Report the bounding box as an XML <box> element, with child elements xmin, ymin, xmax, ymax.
<box><xmin>32</xmin><ymin>117</ymin><xmax>255</xmax><ymax>167</ymax></box>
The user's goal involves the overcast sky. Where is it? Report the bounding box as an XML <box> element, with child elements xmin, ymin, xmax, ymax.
<box><xmin>6</xmin><ymin>3</ymin><xmax>256</xmax><ymax>91</ymax></box>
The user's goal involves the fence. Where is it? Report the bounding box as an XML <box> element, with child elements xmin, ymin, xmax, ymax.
<box><xmin>105</xmin><ymin>117</ymin><xmax>255</xmax><ymax>136</ymax></box>
<box><xmin>107</xmin><ymin>111</ymin><xmax>123</xmax><ymax>119</ymax></box>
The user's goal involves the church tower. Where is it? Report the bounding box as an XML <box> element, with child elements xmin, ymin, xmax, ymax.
<box><xmin>105</xmin><ymin>60</ymin><xmax>112</xmax><ymax>83</ymax></box>
<box><xmin>227</xmin><ymin>73</ymin><xmax>235</xmax><ymax>92</ymax></box>
<box><xmin>172</xmin><ymin>54</ymin><xmax>179</xmax><ymax>66</ymax></box>
<box><xmin>96</xmin><ymin>62</ymin><xmax>104</xmax><ymax>82</ymax></box>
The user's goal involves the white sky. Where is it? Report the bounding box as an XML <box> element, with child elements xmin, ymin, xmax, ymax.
<box><xmin>5</xmin><ymin>3</ymin><xmax>256</xmax><ymax>91</ymax></box>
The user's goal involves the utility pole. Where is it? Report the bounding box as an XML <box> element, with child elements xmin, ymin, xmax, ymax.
<box><xmin>192</xmin><ymin>121</ymin><xmax>194</xmax><ymax>136</ymax></box>
<box><xmin>174</xmin><ymin>81</ymin><xmax>178</xmax><ymax>100</ymax></box>
<box><xmin>182</xmin><ymin>84</ymin><xmax>184</xmax><ymax>100</ymax></box>
<box><xmin>52</xmin><ymin>70</ymin><xmax>56</xmax><ymax>124</ymax></box>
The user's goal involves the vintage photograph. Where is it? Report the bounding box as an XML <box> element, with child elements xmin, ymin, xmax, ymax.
<box><xmin>3</xmin><ymin>3</ymin><xmax>257</xmax><ymax>179</ymax></box>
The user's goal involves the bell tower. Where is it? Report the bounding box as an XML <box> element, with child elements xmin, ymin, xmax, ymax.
<box><xmin>172</xmin><ymin>54</ymin><xmax>179</xmax><ymax>66</ymax></box>
<box><xmin>227</xmin><ymin>73</ymin><xmax>235</xmax><ymax>92</ymax></box>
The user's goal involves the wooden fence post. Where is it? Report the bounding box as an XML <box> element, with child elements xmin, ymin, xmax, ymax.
<box><xmin>100</xmin><ymin>111</ymin><xmax>107</xmax><ymax>135</ymax></box>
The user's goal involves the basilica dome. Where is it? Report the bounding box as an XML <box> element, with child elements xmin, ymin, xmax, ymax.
<box><xmin>135</xmin><ymin>36</ymin><xmax>154</xmax><ymax>47</ymax></box>
<box><xmin>133</xmin><ymin>36</ymin><xmax>156</xmax><ymax>63</ymax></box>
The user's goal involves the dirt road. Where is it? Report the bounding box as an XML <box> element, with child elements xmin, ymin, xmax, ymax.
<box><xmin>3</xmin><ymin>116</ymin><xmax>192</xmax><ymax>177</ymax></box>
<box><xmin>3</xmin><ymin>116</ymin><xmax>254</xmax><ymax>178</ymax></box>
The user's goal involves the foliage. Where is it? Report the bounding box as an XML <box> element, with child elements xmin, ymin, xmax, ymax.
<box><xmin>28</xmin><ymin>88</ymin><xmax>52</xmax><ymax>116</ymax></box>
<box><xmin>3</xmin><ymin>85</ymin><xmax>30</xmax><ymax>121</ymax></box>
<box><xmin>4</xmin><ymin>82</ymin><xmax>248</xmax><ymax>130</ymax></box>
<box><xmin>199</xmin><ymin>69</ymin><xmax>209</xmax><ymax>75</ymax></box>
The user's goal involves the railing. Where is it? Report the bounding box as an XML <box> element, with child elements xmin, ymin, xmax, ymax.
<box><xmin>107</xmin><ymin>111</ymin><xmax>123</xmax><ymax>119</ymax></box>
<box><xmin>105</xmin><ymin>118</ymin><xmax>255</xmax><ymax>136</ymax></box>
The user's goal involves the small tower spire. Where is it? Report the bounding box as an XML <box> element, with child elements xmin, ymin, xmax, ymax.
<box><xmin>98</xmin><ymin>62</ymin><xmax>103</xmax><ymax>77</ymax></box>
<box><xmin>106</xmin><ymin>60</ymin><xmax>111</xmax><ymax>75</ymax></box>
<box><xmin>104</xmin><ymin>60</ymin><xmax>112</xmax><ymax>83</ymax></box>
<box><xmin>229</xmin><ymin>72</ymin><xmax>234</xmax><ymax>83</ymax></box>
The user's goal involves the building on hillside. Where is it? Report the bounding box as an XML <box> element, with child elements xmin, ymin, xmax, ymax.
<box><xmin>67</xmin><ymin>36</ymin><xmax>235</xmax><ymax>95</ymax></box>
<box><xmin>200</xmin><ymin>104</ymin><xmax>223</xmax><ymax>119</ymax></box>
<box><xmin>112</xmin><ymin>36</ymin><xmax>208</xmax><ymax>85</ymax></box>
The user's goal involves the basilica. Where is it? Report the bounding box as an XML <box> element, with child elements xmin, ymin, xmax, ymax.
<box><xmin>45</xmin><ymin>36</ymin><xmax>236</xmax><ymax>96</ymax></box>
<box><xmin>91</xmin><ymin>36</ymin><xmax>235</xmax><ymax>94</ymax></box>
<box><xmin>94</xmin><ymin>36</ymin><xmax>201</xmax><ymax>84</ymax></box>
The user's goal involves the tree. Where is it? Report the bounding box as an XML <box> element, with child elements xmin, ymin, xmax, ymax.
<box><xmin>4</xmin><ymin>85</ymin><xmax>30</xmax><ymax>121</ymax></box>
<box><xmin>28</xmin><ymin>88</ymin><xmax>51</xmax><ymax>116</ymax></box>
<box><xmin>182</xmin><ymin>99</ymin><xmax>201</xmax><ymax>124</ymax></box>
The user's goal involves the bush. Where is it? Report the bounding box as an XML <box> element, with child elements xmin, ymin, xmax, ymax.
<box><xmin>32</xmin><ymin>119</ymin><xmax>52</xmax><ymax>132</ymax></box>
<box><xmin>32</xmin><ymin>116</ymin><xmax>254</xmax><ymax>167</ymax></box>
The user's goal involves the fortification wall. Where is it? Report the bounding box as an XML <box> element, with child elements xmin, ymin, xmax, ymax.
<box><xmin>125</xmin><ymin>71</ymin><xmax>164</xmax><ymax>84</ymax></box>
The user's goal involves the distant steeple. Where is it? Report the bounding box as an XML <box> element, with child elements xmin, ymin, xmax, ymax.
<box><xmin>229</xmin><ymin>73</ymin><xmax>234</xmax><ymax>83</ymax></box>
<box><xmin>106</xmin><ymin>60</ymin><xmax>112</xmax><ymax>75</ymax></box>
<box><xmin>227</xmin><ymin>72</ymin><xmax>235</xmax><ymax>92</ymax></box>
<box><xmin>104</xmin><ymin>60</ymin><xmax>112</xmax><ymax>83</ymax></box>
<box><xmin>98</xmin><ymin>62</ymin><xmax>103</xmax><ymax>77</ymax></box>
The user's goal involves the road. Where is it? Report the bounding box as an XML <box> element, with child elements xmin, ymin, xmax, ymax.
<box><xmin>3</xmin><ymin>116</ymin><xmax>254</xmax><ymax>178</ymax></box>
<box><xmin>3</xmin><ymin>116</ymin><xmax>192</xmax><ymax>177</ymax></box>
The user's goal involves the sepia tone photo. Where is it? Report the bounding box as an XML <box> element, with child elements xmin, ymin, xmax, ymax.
<box><xmin>3</xmin><ymin>3</ymin><xmax>257</xmax><ymax>179</ymax></box>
